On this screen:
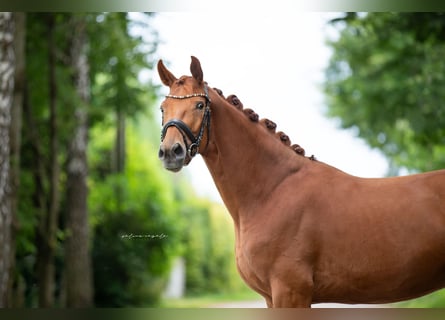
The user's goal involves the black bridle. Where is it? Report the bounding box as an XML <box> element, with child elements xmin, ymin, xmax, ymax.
<box><xmin>160</xmin><ymin>85</ymin><xmax>211</xmax><ymax>158</ymax></box>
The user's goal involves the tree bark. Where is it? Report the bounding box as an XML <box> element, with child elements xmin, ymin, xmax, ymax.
<box><xmin>0</xmin><ymin>12</ymin><xmax>15</xmax><ymax>307</ymax></box>
<box><xmin>65</xmin><ymin>16</ymin><xmax>93</xmax><ymax>307</ymax></box>
<box><xmin>35</xmin><ymin>13</ymin><xmax>60</xmax><ymax>307</ymax></box>
<box><xmin>8</xmin><ymin>12</ymin><xmax>25</xmax><ymax>307</ymax></box>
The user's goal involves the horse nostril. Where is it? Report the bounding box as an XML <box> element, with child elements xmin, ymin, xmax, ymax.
<box><xmin>172</xmin><ymin>143</ymin><xmax>184</xmax><ymax>157</ymax></box>
<box><xmin>158</xmin><ymin>147</ymin><xmax>165</xmax><ymax>159</ymax></box>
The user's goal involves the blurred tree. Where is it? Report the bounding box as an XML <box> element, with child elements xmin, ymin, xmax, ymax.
<box><xmin>14</xmin><ymin>12</ymin><xmax>163</xmax><ymax>307</ymax></box>
<box><xmin>90</xmin><ymin>122</ymin><xmax>182</xmax><ymax>306</ymax></box>
<box><xmin>22</xmin><ymin>13</ymin><xmax>80</xmax><ymax>307</ymax></box>
<box><xmin>89</xmin><ymin>12</ymin><xmax>157</xmax><ymax>174</ymax></box>
<box><xmin>87</xmin><ymin>13</ymin><xmax>175</xmax><ymax>306</ymax></box>
<box><xmin>64</xmin><ymin>14</ymin><xmax>93</xmax><ymax>307</ymax></box>
<box><xmin>8</xmin><ymin>12</ymin><xmax>241</xmax><ymax>307</ymax></box>
<box><xmin>0</xmin><ymin>11</ymin><xmax>15</xmax><ymax>307</ymax></box>
<box><xmin>8</xmin><ymin>12</ymin><xmax>25</xmax><ymax>307</ymax></box>
<box><xmin>325</xmin><ymin>12</ymin><xmax>445</xmax><ymax>173</ymax></box>
<box><xmin>34</xmin><ymin>13</ymin><xmax>61</xmax><ymax>307</ymax></box>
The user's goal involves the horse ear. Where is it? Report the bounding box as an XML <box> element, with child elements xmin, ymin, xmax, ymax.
<box><xmin>157</xmin><ymin>59</ymin><xmax>177</xmax><ymax>86</ymax></box>
<box><xmin>190</xmin><ymin>56</ymin><xmax>203</xmax><ymax>84</ymax></box>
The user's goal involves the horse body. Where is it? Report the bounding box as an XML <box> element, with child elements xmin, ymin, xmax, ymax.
<box><xmin>157</xmin><ymin>56</ymin><xmax>445</xmax><ymax>307</ymax></box>
<box><xmin>245</xmin><ymin>163</ymin><xmax>445</xmax><ymax>306</ymax></box>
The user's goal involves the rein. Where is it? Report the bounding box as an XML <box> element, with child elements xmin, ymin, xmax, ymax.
<box><xmin>161</xmin><ymin>85</ymin><xmax>211</xmax><ymax>158</ymax></box>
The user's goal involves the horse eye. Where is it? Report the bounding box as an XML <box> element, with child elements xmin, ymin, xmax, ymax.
<box><xmin>196</xmin><ymin>102</ymin><xmax>204</xmax><ymax>110</ymax></box>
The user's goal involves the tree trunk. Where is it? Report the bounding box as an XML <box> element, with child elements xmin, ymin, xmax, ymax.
<box><xmin>64</xmin><ymin>16</ymin><xmax>93</xmax><ymax>307</ymax></box>
<box><xmin>8</xmin><ymin>12</ymin><xmax>25</xmax><ymax>307</ymax></box>
<box><xmin>25</xmin><ymin>84</ymin><xmax>49</xmax><ymax>306</ymax></box>
<box><xmin>112</xmin><ymin>107</ymin><xmax>126</xmax><ymax>214</ymax></box>
<box><xmin>0</xmin><ymin>12</ymin><xmax>15</xmax><ymax>307</ymax></box>
<box><xmin>35</xmin><ymin>13</ymin><xmax>60</xmax><ymax>307</ymax></box>
<box><xmin>113</xmin><ymin>107</ymin><xmax>126</xmax><ymax>173</ymax></box>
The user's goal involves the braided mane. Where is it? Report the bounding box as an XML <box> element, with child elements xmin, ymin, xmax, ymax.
<box><xmin>214</xmin><ymin>88</ymin><xmax>315</xmax><ymax>160</ymax></box>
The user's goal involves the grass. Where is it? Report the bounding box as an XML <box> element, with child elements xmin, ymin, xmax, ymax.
<box><xmin>159</xmin><ymin>290</ymin><xmax>262</xmax><ymax>308</ymax></box>
<box><xmin>395</xmin><ymin>289</ymin><xmax>445</xmax><ymax>308</ymax></box>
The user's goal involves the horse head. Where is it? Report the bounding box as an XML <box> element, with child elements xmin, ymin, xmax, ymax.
<box><xmin>157</xmin><ymin>56</ymin><xmax>211</xmax><ymax>172</ymax></box>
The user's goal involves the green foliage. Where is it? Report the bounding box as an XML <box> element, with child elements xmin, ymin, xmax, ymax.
<box><xmin>90</xmin><ymin>121</ymin><xmax>183</xmax><ymax>307</ymax></box>
<box><xmin>396</xmin><ymin>289</ymin><xmax>445</xmax><ymax>308</ymax></box>
<box><xmin>16</xmin><ymin>13</ymin><xmax>79</xmax><ymax>306</ymax></box>
<box><xmin>14</xmin><ymin>12</ymin><xmax>243</xmax><ymax>307</ymax></box>
<box><xmin>180</xmin><ymin>199</ymin><xmax>245</xmax><ymax>296</ymax></box>
<box><xmin>89</xmin><ymin>118</ymin><xmax>245</xmax><ymax>305</ymax></box>
<box><xmin>89</xmin><ymin>13</ymin><xmax>159</xmax><ymax>125</ymax></box>
<box><xmin>15</xmin><ymin>12</ymin><xmax>166</xmax><ymax>306</ymax></box>
<box><xmin>160</xmin><ymin>290</ymin><xmax>261</xmax><ymax>308</ymax></box>
<box><xmin>325</xmin><ymin>13</ymin><xmax>445</xmax><ymax>173</ymax></box>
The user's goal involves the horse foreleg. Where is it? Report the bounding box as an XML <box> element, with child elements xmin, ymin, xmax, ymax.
<box><xmin>271</xmin><ymin>290</ymin><xmax>312</xmax><ymax>308</ymax></box>
<box><xmin>270</xmin><ymin>277</ymin><xmax>313</xmax><ymax>308</ymax></box>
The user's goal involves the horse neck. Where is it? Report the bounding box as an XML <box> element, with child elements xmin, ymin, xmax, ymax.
<box><xmin>201</xmin><ymin>90</ymin><xmax>307</xmax><ymax>224</ymax></box>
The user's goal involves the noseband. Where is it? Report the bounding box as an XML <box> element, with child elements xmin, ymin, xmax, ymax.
<box><xmin>161</xmin><ymin>85</ymin><xmax>211</xmax><ymax>158</ymax></box>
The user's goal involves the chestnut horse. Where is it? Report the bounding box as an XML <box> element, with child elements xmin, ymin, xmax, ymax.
<box><xmin>157</xmin><ymin>56</ymin><xmax>445</xmax><ymax>308</ymax></box>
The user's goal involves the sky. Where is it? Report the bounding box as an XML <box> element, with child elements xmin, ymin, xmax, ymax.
<box><xmin>149</xmin><ymin>12</ymin><xmax>389</xmax><ymax>202</ymax></box>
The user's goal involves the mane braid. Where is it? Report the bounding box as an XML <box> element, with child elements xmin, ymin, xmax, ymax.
<box><xmin>222</xmin><ymin>89</ymin><xmax>316</xmax><ymax>160</ymax></box>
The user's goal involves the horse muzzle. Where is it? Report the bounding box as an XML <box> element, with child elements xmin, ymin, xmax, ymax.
<box><xmin>158</xmin><ymin>142</ymin><xmax>186</xmax><ymax>172</ymax></box>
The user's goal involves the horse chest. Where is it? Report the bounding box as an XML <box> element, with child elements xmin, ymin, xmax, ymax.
<box><xmin>235</xmin><ymin>248</ymin><xmax>268</xmax><ymax>296</ymax></box>
<box><xmin>234</xmin><ymin>236</ymin><xmax>274</xmax><ymax>298</ymax></box>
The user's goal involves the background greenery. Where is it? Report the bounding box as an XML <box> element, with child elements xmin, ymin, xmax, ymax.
<box><xmin>3</xmin><ymin>12</ymin><xmax>445</xmax><ymax>308</ymax></box>
<box><xmin>7</xmin><ymin>12</ymin><xmax>247</xmax><ymax>307</ymax></box>
<box><xmin>325</xmin><ymin>12</ymin><xmax>445</xmax><ymax>174</ymax></box>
